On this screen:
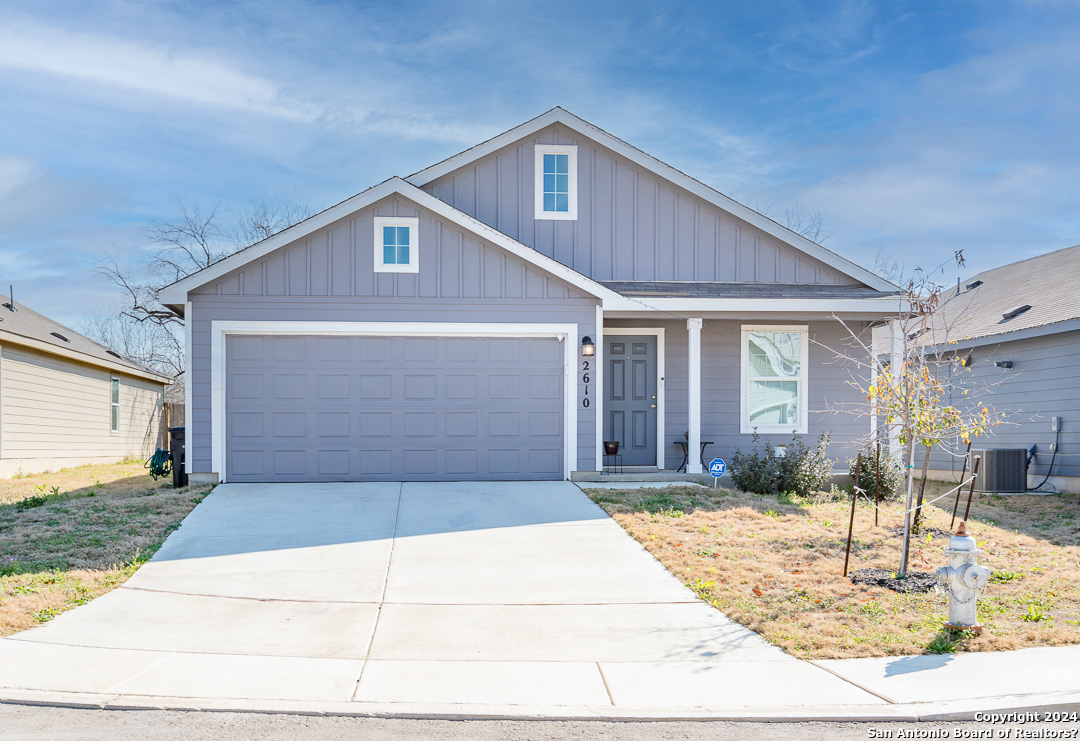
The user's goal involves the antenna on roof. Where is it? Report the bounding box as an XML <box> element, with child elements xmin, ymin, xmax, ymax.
<box><xmin>5</xmin><ymin>285</ymin><xmax>14</xmax><ymax>312</ymax></box>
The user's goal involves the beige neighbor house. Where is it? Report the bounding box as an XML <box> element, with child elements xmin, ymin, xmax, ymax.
<box><xmin>0</xmin><ymin>294</ymin><xmax>171</xmax><ymax>478</ymax></box>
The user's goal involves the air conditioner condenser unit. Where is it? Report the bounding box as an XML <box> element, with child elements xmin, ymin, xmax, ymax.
<box><xmin>970</xmin><ymin>448</ymin><xmax>1027</xmax><ymax>494</ymax></box>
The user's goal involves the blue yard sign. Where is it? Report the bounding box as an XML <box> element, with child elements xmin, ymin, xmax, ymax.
<box><xmin>709</xmin><ymin>458</ymin><xmax>726</xmax><ymax>478</ymax></box>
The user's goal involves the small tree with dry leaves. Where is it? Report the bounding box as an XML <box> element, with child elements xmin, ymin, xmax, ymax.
<box><xmin>824</xmin><ymin>253</ymin><xmax>1004</xmax><ymax>576</ymax></box>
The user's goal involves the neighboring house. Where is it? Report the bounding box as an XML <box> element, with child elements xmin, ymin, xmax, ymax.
<box><xmin>0</xmin><ymin>295</ymin><xmax>171</xmax><ymax>478</ymax></box>
<box><xmin>159</xmin><ymin>108</ymin><xmax>900</xmax><ymax>484</ymax></box>
<box><xmin>922</xmin><ymin>245</ymin><xmax>1080</xmax><ymax>492</ymax></box>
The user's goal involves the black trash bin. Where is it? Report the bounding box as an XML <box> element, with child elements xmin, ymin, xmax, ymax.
<box><xmin>168</xmin><ymin>426</ymin><xmax>188</xmax><ymax>488</ymax></box>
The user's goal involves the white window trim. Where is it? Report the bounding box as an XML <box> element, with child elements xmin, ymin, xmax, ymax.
<box><xmin>210</xmin><ymin>321</ymin><xmax>578</xmax><ymax>483</ymax></box>
<box><xmin>373</xmin><ymin>217</ymin><xmax>420</xmax><ymax>273</ymax></box>
<box><xmin>740</xmin><ymin>325</ymin><xmax>809</xmax><ymax>435</ymax></box>
<box><xmin>110</xmin><ymin>375</ymin><xmax>120</xmax><ymax>434</ymax></box>
<box><xmin>534</xmin><ymin>145</ymin><xmax>578</xmax><ymax>221</ymax></box>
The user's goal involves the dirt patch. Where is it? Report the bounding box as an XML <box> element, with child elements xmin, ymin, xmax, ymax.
<box><xmin>849</xmin><ymin>568</ymin><xmax>938</xmax><ymax>593</ymax></box>
<box><xmin>0</xmin><ymin>462</ymin><xmax>212</xmax><ymax>636</ymax></box>
<box><xmin>585</xmin><ymin>483</ymin><xmax>1080</xmax><ymax>659</ymax></box>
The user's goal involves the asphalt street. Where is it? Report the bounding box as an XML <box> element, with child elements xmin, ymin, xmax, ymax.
<box><xmin>7</xmin><ymin>704</ymin><xmax>1077</xmax><ymax>741</ymax></box>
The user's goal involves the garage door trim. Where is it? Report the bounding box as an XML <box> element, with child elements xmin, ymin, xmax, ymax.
<box><xmin>210</xmin><ymin>321</ymin><xmax>578</xmax><ymax>482</ymax></box>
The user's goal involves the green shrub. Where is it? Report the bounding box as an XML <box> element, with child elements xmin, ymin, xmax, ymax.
<box><xmin>848</xmin><ymin>447</ymin><xmax>904</xmax><ymax>502</ymax></box>
<box><xmin>730</xmin><ymin>432</ymin><xmax>834</xmax><ymax>497</ymax></box>
<box><xmin>778</xmin><ymin>433</ymin><xmax>833</xmax><ymax>497</ymax></box>
<box><xmin>729</xmin><ymin>433</ymin><xmax>780</xmax><ymax>495</ymax></box>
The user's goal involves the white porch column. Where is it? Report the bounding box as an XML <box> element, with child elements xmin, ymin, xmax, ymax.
<box><xmin>687</xmin><ymin>318</ymin><xmax>703</xmax><ymax>474</ymax></box>
<box><xmin>594</xmin><ymin>304</ymin><xmax>604</xmax><ymax>472</ymax></box>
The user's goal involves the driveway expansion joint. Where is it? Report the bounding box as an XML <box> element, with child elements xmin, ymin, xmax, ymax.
<box><xmin>2</xmin><ymin>481</ymin><xmax>1076</xmax><ymax>718</ymax></box>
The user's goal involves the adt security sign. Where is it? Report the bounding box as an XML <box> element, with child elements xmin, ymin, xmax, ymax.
<box><xmin>709</xmin><ymin>458</ymin><xmax>726</xmax><ymax>478</ymax></box>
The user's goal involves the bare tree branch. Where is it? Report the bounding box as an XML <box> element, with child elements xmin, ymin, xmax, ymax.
<box><xmin>93</xmin><ymin>194</ymin><xmax>315</xmax><ymax>395</ymax></box>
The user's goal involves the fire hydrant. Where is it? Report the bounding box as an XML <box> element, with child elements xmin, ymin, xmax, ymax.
<box><xmin>935</xmin><ymin>521</ymin><xmax>992</xmax><ymax>630</ymax></box>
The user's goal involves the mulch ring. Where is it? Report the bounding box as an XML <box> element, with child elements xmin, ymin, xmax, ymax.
<box><xmin>849</xmin><ymin>568</ymin><xmax>938</xmax><ymax>593</ymax></box>
<box><xmin>883</xmin><ymin>526</ymin><xmax>954</xmax><ymax>540</ymax></box>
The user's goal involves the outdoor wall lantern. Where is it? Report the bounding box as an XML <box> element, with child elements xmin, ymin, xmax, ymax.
<box><xmin>581</xmin><ymin>336</ymin><xmax>595</xmax><ymax>356</ymax></box>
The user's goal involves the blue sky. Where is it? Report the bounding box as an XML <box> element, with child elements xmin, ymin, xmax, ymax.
<box><xmin>2</xmin><ymin>0</ymin><xmax>1079</xmax><ymax>320</ymax></box>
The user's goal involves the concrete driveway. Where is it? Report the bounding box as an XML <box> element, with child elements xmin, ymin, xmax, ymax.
<box><xmin>6</xmin><ymin>481</ymin><xmax>1073</xmax><ymax>717</ymax></box>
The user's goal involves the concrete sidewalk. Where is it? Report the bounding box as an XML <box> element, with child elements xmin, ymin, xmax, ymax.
<box><xmin>0</xmin><ymin>481</ymin><xmax>1076</xmax><ymax>719</ymax></box>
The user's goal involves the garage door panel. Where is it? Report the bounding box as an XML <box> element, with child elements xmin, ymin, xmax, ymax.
<box><xmin>226</xmin><ymin>335</ymin><xmax>564</xmax><ymax>482</ymax></box>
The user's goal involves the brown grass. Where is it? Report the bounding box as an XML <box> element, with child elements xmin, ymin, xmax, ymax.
<box><xmin>586</xmin><ymin>481</ymin><xmax>1080</xmax><ymax>659</ymax></box>
<box><xmin>0</xmin><ymin>462</ymin><xmax>212</xmax><ymax>636</ymax></box>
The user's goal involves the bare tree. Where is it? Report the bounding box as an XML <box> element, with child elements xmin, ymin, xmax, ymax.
<box><xmin>740</xmin><ymin>198</ymin><xmax>832</xmax><ymax>245</ymax></box>
<box><xmin>781</xmin><ymin>201</ymin><xmax>830</xmax><ymax>245</ymax></box>
<box><xmin>96</xmin><ymin>194</ymin><xmax>314</xmax><ymax>384</ymax></box>
<box><xmin>78</xmin><ymin>309</ymin><xmax>185</xmax><ymax>403</ymax></box>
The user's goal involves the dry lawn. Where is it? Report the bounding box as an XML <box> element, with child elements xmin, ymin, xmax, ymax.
<box><xmin>586</xmin><ymin>482</ymin><xmax>1080</xmax><ymax>659</ymax></box>
<box><xmin>0</xmin><ymin>461</ymin><xmax>212</xmax><ymax>636</ymax></box>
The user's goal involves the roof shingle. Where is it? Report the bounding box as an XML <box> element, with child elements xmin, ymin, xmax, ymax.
<box><xmin>939</xmin><ymin>244</ymin><xmax>1080</xmax><ymax>342</ymax></box>
<box><xmin>601</xmin><ymin>281</ymin><xmax>898</xmax><ymax>300</ymax></box>
<box><xmin>0</xmin><ymin>295</ymin><xmax>169</xmax><ymax>381</ymax></box>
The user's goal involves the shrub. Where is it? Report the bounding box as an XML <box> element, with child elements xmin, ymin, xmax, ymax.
<box><xmin>848</xmin><ymin>447</ymin><xmax>904</xmax><ymax>502</ymax></box>
<box><xmin>729</xmin><ymin>433</ymin><xmax>780</xmax><ymax>495</ymax></box>
<box><xmin>778</xmin><ymin>433</ymin><xmax>833</xmax><ymax>497</ymax></box>
<box><xmin>729</xmin><ymin>432</ymin><xmax>834</xmax><ymax>497</ymax></box>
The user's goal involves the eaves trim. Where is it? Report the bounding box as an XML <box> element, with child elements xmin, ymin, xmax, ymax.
<box><xmin>0</xmin><ymin>329</ymin><xmax>172</xmax><ymax>384</ymax></box>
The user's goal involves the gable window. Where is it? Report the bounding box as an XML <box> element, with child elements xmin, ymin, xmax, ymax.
<box><xmin>740</xmin><ymin>326</ymin><xmax>808</xmax><ymax>434</ymax></box>
<box><xmin>373</xmin><ymin>217</ymin><xmax>420</xmax><ymax>273</ymax></box>
<box><xmin>534</xmin><ymin>145</ymin><xmax>577</xmax><ymax>220</ymax></box>
<box><xmin>110</xmin><ymin>377</ymin><xmax>120</xmax><ymax>434</ymax></box>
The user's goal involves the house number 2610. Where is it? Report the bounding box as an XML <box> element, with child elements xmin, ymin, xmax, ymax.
<box><xmin>582</xmin><ymin>360</ymin><xmax>591</xmax><ymax>408</ymax></box>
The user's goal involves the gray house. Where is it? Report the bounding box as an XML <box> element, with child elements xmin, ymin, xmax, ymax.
<box><xmin>925</xmin><ymin>245</ymin><xmax>1080</xmax><ymax>492</ymax></box>
<box><xmin>159</xmin><ymin>108</ymin><xmax>899</xmax><ymax>484</ymax></box>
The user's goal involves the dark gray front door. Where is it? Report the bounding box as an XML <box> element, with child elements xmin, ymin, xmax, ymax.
<box><xmin>225</xmin><ymin>335</ymin><xmax>564</xmax><ymax>482</ymax></box>
<box><xmin>604</xmin><ymin>335</ymin><xmax>657</xmax><ymax>466</ymax></box>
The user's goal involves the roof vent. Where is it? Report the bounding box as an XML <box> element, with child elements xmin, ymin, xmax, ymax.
<box><xmin>1002</xmin><ymin>305</ymin><xmax>1031</xmax><ymax>320</ymax></box>
<box><xmin>106</xmin><ymin>350</ymin><xmax>123</xmax><ymax>359</ymax></box>
<box><xmin>50</xmin><ymin>332</ymin><xmax>70</xmax><ymax>342</ymax></box>
<box><xmin>965</xmin><ymin>280</ymin><xmax>983</xmax><ymax>291</ymax></box>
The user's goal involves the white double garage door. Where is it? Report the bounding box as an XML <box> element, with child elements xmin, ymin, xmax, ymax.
<box><xmin>221</xmin><ymin>328</ymin><xmax>573</xmax><ymax>482</ymax></box>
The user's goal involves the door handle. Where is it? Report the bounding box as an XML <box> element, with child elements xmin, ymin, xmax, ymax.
<box><xmin>651</xmin><ymin>395</ymin><xmax>656</xmax><ymax>400</ymax></box>
<box><xmin>650</xmin><ymin>404</ymin><xmax>656</xmax><ymax>409</ymax></box>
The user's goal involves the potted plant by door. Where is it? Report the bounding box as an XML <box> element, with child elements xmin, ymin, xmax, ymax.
<box><xmin>603</xmin><ymin>441</ymin><xmax>620</xmax><ymax>456</ymax></box>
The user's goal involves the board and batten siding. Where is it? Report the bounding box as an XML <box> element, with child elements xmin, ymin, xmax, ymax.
<box><xmin>188</xmin><ymin>192</ymin><xmax>600</xmax><ymax>479</ymax></box>
<box><xmin>604</xmin><ymin>319</ymin><xmax>873</xmax><ymax>469</ymax></box>
<box><xmin>922</xmin><ymin>329</ymin><xmax>1080</xmax><ymax>486</ymax></box>
<box><xmin>421</xmin><ymin>124</ymin><xmax>854</xmax><ymax>286</ymax></box>
<box><xmin>0</xmin><ymin>344</ymin><xmax>164</xmax><ymax>477</ymax></box>
<box><xmin>192</xmin><ymin>196</ymin><xmax>590</xmax><ymax>302</ymax></box>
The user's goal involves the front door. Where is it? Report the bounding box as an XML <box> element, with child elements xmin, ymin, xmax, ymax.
<box><xmin>604</xmin><ymin>335</ymin><xmax>657</xmax><ymax>466</ymax></box>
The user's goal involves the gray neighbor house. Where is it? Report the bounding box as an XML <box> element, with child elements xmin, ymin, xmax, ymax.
<box><xmin>159</xmin><ymin>108</ymin><xmax>901</xmax><ymax>484</ymax></box>
<box><xmin>925</xmin><ymin>245</ymin><xmax>1080</xmax><ymax>493</ymax></box>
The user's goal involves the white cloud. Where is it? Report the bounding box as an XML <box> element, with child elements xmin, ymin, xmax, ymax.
<box><xmin>0</xmin><ymin>21</ymin><xmax>315</xmax><ymax>121</ymax></box>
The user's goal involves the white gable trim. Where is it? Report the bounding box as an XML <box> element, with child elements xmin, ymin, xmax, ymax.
<box><xmin>159</xmin><ymin>178</ymin><xmax>624</xmax><ymax>307</ymax></box>
<box><xmin>406</xmin><ymin>108</ymin><xmax>897</xmax><ymax>294</ymax></box>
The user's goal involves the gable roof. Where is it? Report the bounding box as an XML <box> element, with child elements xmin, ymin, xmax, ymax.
<box><xmin>158</xmin><ymin>177</ymin><xmax>626</xmax><ymax>310</ymax></box>
<box><xmin>939</xmin><ymin>244</ymin><xmax>1080</xmax><ymax>344</ymax></box>
<box><xmin>406</xmin><ymin>107</ymin><xmax>898</xmax><ymax>294</ymax></box>
<box><xmin>0</xmin><ymin>295</ymin><xmax>171</xmax><ymax>383</ymax></box>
